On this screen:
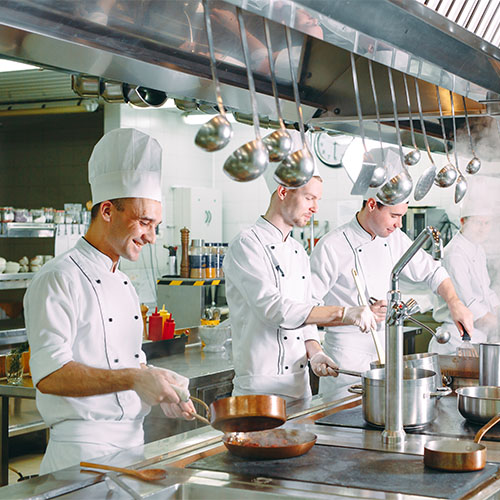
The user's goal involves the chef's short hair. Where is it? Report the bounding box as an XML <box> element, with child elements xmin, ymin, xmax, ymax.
<box><xmin>90</xmin><ymin>198</ymin><xmax>126</xmax><ymax>220</ymax></box>
<box><xmin>362</xmin><ymin>199</ymin><xmax>384</xmax><ymax>209</ymax></box>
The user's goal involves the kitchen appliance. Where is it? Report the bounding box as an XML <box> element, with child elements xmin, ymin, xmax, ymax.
<box><xmin>479</xmin><ymin>343</ymin><xmax>500</xmax><ymax>386</ymax></box>
<box><xmin>402</xmin><ymin>207</ymin><xmax>447</xmax><ymax>241</ymax></box>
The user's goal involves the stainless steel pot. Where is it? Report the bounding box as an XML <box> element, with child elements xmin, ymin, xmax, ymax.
<box><xmin>350</xmin><ymin>368</ymin><xmax>450</xmax><ymax>428</ymax></box>
<box><xmin>479</xmin><ymin>343</ymin><xmax>500</xmax><ymax>386</ymax></box>
<box><xmin>370</xmin><ymin>352</ymin><xmax>443</xmax><ymax>390</ymax></box>
<box><xmin>456</xmin><ymin>386</ymin><xmax>500</xmax><ymax>424</ymax></box>
<box><xmin>123</xmin><ymin>84</ymin><xmax>167</xmax><ymax>108</ymax></box>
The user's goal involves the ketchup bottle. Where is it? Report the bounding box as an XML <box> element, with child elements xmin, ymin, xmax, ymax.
<box><xmin>148</xmin><ymin>307</ymin><xmax>162</xmax><ymax>341</ymax></box>
<box><xmin>163</xmin><ymin>313</ymin><xmax>175</xmax><ymax>340</ymax></box>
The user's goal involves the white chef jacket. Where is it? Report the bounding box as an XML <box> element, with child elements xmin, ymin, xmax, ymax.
<box><xmin>310</xmin><ymin>215</ymin><xmax>449</xmax><ymax>399</ymax></box>
<box><xmin>223</xmin><ymin>217</ymin><xmax>320</xmax><ymax>401</ymax></box>
<box><xmin>430</xmin><ymin>232</ymin><xmax>498</xmax><ymax>354</ymax></box>
<box><xmin>24</xmin><ymin>237</ymin><xmax>149</xmax><ymax>473</ymax></box>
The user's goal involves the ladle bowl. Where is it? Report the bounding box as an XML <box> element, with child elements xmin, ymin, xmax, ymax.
<box><xmin>436</xmin><ymin>328</ymin><xmax>451</xmax><ymax>344</ymax></box>
<box><xmin>466</xmin><ymin>156</ymin><xmax>481</xmax><ymax>175</ymax></box>
<box><xmin>223</xmin><ymin>139</ymin><xmax>269</xmax><ymax>182</ymax></box>
<box><xmin>434</xmin><ymin>164</ymin><xmax>457</xmax><ymax>188</ymax></box>
<box><xmin>195</xmin><ymin>115</ymin><xmax>233</xmax><ymax>152</ymax></box>
<box><xmin>262</xmin><ymin>129</ymin><xmax>293</xmax><ymax>162</ymax></box>
<box><xmin>369</xmin><ymin>162</ymin><xmax>387</xmax><ymax>188</ymax></box>
<box><xmin>455</xmin><ymin>174</ymin><xmax>468</xmax><ymax>203</ymax></box>
<box><xmin>377</xmin><ymin>169</ymin><xmax>413</xmax><ymax>205</ymax></box>
<box><xmin>404</xmin><ymin>149</ymin><xmax>421</xmax><ymax>166</ymax></box>
<box><xmin>274</xmin><ymin>149</ymin><xmax>315</xmax><ymax>188</ymax></box>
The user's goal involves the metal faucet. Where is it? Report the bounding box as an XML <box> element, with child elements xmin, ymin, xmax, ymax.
<box><xmin>382</xmin><ymin>226</ymin><xmax>443</xmax><ymax>444</ymax></box>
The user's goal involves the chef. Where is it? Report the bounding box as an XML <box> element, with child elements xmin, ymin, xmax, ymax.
<box><xmin>223</xmin><ymin>152</ymin><xmax>376</xmax><ymax>402</ymax></box>
<box><xmin>24</xmin><ymin>128</ymin><xmax>195</xmax><ymax>474</ymax></box>
<box><xmin>431</xmin><ymin>175</ymin><xmax>499</xmax><ymax>354</ymax></box>
<box><xmin>310</xmin><ymin>146</ymin><xmax>474</xmax><ymax>399</ymax></box>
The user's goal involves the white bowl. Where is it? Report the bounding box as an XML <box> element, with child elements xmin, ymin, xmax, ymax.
<box><xmin>199</xmin><ymin>325</ymin><xmax>229</xmax><ymax>352</ymax></box>
<box><xmin>5</xmin><ymin>261</ymin><xmax>20</xmax><ymax>274</ymax></box>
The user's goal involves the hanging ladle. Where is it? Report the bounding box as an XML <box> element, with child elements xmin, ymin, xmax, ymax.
<box><xmin>450</xmin><ymin>90</ymin><xmax>467</xmax><ymax>203</ymax></box>
<box><xmin>261</xmin><ymin>18</ymin><xmax>292</xmax><ymax>162</ymax></box>
<box><xmin>402</xmin><ymin>74</ymin><xmax>421</xmax><ymax>166</ymax></box>
<box><xmin>413</xmin><ymin>78</ymin><xmax>438</xmax><ymax>200</ymax></box>
<box><xmin>273</xmin><ymin>26</ymin><xmax>315</xmax><ymax>187</ymax></box>
<box><xmin>377</xmin><ymin>67</ymin><xmax>413</xmax><ymax>205</ymax></box>
<box><xmin>367</xmin><ymin>59</ymin><xmax>387</xmax><ymax>188</ymax></box>
<box><xmin>223</xmin><ymin>8</ymin><xmax>269</xmax><ymax>182</ymax></box>
<box><xmin>434</xmin><ymin>86</ymin><xmax>458</xmax><ymax>189</ymax></box>
<box><xmin>195</xmin><ymin>0</ymin><xmax>233</xmax><ymax>152</ymax></box>
<box><xmin>462</xmin><ymin>96</ymin><xmax>481</xmax><ymax>175</ymax></box>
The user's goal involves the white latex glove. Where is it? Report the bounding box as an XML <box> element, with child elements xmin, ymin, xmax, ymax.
<box><xmin>342</xmin><ymin>305</ymin><xmax>377</xmax><ymax>333</ymax></box>
<box><xmin>309</xmin><ymin>351</ymin><xmax>339</xmax><ymax>377</ymax></box>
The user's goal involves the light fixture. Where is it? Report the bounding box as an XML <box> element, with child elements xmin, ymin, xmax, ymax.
<box><xmin>0</xmin><ymin>59</ymin><xmax>39</xmax><ymax>73</ymax></box>
<box><xmin>0</xmin><ymin>99</ymin><xmax>99</xmax><ymax>116</ymax></box>
<box><xmin>183</xmin><ymin>113</ymin><xmax>235</xmax><ymax>125</ymax></box>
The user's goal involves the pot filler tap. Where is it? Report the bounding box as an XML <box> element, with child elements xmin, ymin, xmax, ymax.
<box><xmin>383</xmin><ymin>226</ymin><xmax>445</xmax><ymax>444</ymax></box>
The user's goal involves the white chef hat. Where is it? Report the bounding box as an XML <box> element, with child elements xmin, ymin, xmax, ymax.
<box><xmin>362</xmin><ymin>146</ymin><xmax>409</xmax><ymax>205</ymax></box>
<box><xmin>88</xmin><ymin>128</ymin><xmax>162</xmax><ymax>206</ymax></box>
<box><xmin>459</xmin><ymin>175</ymin><xmax>499</xmax><ymax>218</ymax></box>
<box><xmin>263</xmin><ymin>129</ymin><xmax>321</xmax><ymax>193</ymax></box>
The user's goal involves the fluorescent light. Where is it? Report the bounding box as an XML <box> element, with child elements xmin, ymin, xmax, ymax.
<box><xmin>183</xmin><ymin>113</ymin><xmax>235</xmax><ymax>125</ymax></box>
<box><xmin>0</xmin><ymin>59</ymin><xmax>39</xmax><ymax>73</ymax></box>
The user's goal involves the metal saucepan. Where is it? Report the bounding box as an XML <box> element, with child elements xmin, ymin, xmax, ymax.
<box><xmin>222</xmin><ymin>428</ymin><xmax>317</xmax><ymax>459</ymax></box>
<box><xmin>456</xmin><ymin>386</ymin><xmax>500</xmax><ymax>424</ymax></box>
<box><xmin>424</xmin><ymin>413</ymin><xmax>500</xmax><ymax>471</ymax></box>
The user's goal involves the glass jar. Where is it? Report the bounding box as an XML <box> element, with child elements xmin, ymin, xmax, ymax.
<box><xmin>2</xmin><ymin>207</ymin><xmax>14</xmax><ymax>222</ymax></box>
<box><xmin>43</xmin><ymin>207</ymin><xmax>54</xmax><ymax>223</ymax></box>
<box><xmin>217</xmin><ymin>243</ymin><xmax>228</xmax><ymax>278</ymax></box>
<box><xmin>54</xmin><ymin>210</ymin><xmax>65</xmax><ymax>224</ymax></box>
<box><xmin>30</xmin><ymin>208</ymin><xmax>45</xmax><ymax>223</ymax></box>
<box><xmin>14</xmin><ymin>208</ymin><xmax>32</xmax><ymax>223</ymax></box>
<box><xmin>189</xmin><ymin>239</ymin><xmax>205</xmax><ymax>279</ymax></box>
<box><xmin>205</xmin><ymin>243</ymin><xmax>218</xmax><ymax>279</ymax></box>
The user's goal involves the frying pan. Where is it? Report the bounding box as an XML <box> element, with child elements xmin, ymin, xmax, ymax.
<box><xmin>222</xmin><ymin>428</ymin><xmax>317</xmax><ymax>459</ymax></box>
<box><xmin>424</xmin><ymin>413</ymin><xmax>500</xmax><ymax>471</ymax></box>
<box><xmin>456</xmin><ymin>386</ymin><xmax>500</xmax><ymax>424</ymax></box>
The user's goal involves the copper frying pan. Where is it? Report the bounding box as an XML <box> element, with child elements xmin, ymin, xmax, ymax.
<box><xmin>424</xmin><ymin>413</ymin><xmax>500</xmax><ymax>471</ymax></box>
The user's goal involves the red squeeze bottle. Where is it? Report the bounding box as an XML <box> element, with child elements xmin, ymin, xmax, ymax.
<box><xmin>148</xmin><ymin>307</ymin><xmax>163</xmax><ymax>341</ymax></box>
<box><xmin>163</xmin><ymin>314</ymin><xmax>175</xmax><ymax>340</ymax></box>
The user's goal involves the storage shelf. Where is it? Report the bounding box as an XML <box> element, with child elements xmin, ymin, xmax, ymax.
<box><xmin>0</xmin><ymin>223</ymin><xmax>55</xmax><ymax>238</ymax></box>
<box><xmin>0</xmin><ymin>272</ymin><xmax>34</xmax><ymax>290</ymax></box>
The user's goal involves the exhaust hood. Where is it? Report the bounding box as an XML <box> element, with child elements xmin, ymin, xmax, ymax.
<box><xmin>0</xmin><ymin>0</ymin><xmax>498</xmax><ymax>148</ymax></box>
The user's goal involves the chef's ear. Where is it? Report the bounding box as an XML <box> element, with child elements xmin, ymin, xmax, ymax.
<box><xmin>365</xmin><ymin>198</ymin><xmax>378</xmax><ymax>212</ymax></box>
<box><xmin>276</xmin><ymin>185</ymin><xmax>289</xmax><ymax>200</ymax></box>
<box><xmin>99</xmin><ymin>201</ymin><xmax>113</xmax><ymax>222</ymax></box>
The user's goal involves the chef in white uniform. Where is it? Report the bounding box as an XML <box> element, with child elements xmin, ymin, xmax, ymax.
<box><xmin>310</xmin><ymin>146</ymin><xmax>474</xmax><ymax>399</ymax></box>
<box><xmin>431</xmin><ymin>176</ymin><xmax>499</xmax><ymax>354</ymax></box>
<box><xmin>223</xmin><ymin>149</ymin><xmax>376</xmax><ymax>402</ymax></box>
<box><xmin>24</xmin><ymin>128</ymin><xmax>195</xmax><ymax>474</ymax></box>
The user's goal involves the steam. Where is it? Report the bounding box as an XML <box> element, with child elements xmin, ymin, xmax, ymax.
<box><xmin>456</xmin><ymin>115</ymin><xmax>500</xmax><ymax>162</ymax></box>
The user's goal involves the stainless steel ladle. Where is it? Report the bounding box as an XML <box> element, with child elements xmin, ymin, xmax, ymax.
<box><xmin>462</xmin><ymin>96</ymin><xmax>481</xmax><ymax>175</ymax></box>
<box><xmin>413</xmin><ymin>78</ymin><xmax>438</xmax><ymax>200</ymax></box>
<box><xmin>434</xmin><ymin>87</ymin><xmax>458</xmax><ymax>189</ymax></box>
<box><xmin>367</xmin><ymin>59</ymin><xmax>387</xmax><ymax>187</ymax></box>
<box><xmin>379</xmin><ymin>67</ymin><xmax>413</xmax><ymax>205</ymax></box>
<box><xmin>261</xmin><ymin>18</ymin><xmax>292</xmax><ymax>162</ymax></box>
<box><xmin>450</xmin><ymin>90</ymin><xmax>467</xmax><ymax>203</ymax></box>
<box><xmin>195</xmin><ymin>0</ymin><xmax>233</xmax><ymax>152</ymax></box>
<box><xmin>223</xmin><ymin>8</ymin><xmax>269</xmax><ymax>182</ymax></box>
<box><xmin>402</xmin><ymin>74</ymin><xmax>421</xmax><ymax>166</ymax></box>
<box><xmin>273</xmin><ymin>26</ymin><xmax>315</xmax><ymax>188</ymax></box>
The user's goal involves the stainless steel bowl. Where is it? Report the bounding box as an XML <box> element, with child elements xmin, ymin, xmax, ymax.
<box><xmin>456</xmin><ymin>386</ymin><xmax>500</xmax><ymax>424</ymax></box>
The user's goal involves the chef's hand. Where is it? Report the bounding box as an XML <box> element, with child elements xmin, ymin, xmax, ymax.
<box><xmin>160</xmin><ymin>399</ymin><xmax>196</xmax><ymax>420</ymax></box>
<box><xmin>309</xmin><ymin>351</ymin><xmax>339</xmax><ymax>377</ymax></box>
<box><xmin>342</xmin><ymin>306</ymin><xmax>377</xmax><ymax>333</ymax></box>
<box><xmin>448</xmin><ymin>299</ymin><xmax>474</xmax><ymax>337</ymax></box>
<box><xmin>369</xmin><ymin>300</ymin><xmax>387</xmax><ymax>323</ymax></box>
<box><xmin>133</xmin><ymin>366</ymin><xmax>189</xmax><ymax>406</ymax></box>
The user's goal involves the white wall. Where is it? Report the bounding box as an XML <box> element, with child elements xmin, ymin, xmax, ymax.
<box><xmin>105</xmin><ymin>103</ymin><xmax>467</xmax><ymax>305</ymax></box>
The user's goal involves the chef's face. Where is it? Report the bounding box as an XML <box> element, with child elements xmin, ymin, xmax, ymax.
<box><xmin>280</xmin><ymin>176</ymin><xmax>322</xmax><ymax>228</ymax></box>
<box><xmin>367</xmin><ymin>200</ymin><xmax>408</xmax><ymax>238</ymax></box>
<box><xmin>461</xmin><ymin>216</ymin><xmax>492</xmax><ymax>244</ymax></box>
<box><xmin>107</xmin><ymin>198</ymin><xmax>162</xmax><ymax>262</ymax></box>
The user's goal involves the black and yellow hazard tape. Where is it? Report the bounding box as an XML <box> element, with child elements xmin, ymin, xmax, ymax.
<box><xmin>157</xmin><ymin>278</ymin><xmax>224</xmax><ymax>286</ymax></box>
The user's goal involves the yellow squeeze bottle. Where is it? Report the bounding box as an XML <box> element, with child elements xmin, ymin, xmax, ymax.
<box><xmin>159</xmin><ymin>305</ymin><xmax>169</xmax><ymax>331</ymax></box>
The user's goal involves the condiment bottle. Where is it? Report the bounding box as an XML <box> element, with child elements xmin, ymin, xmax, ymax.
<box><xmin>189</xmin><ymin>239</ymin><xmax>205</xmax><ymax>279</ymax></box>
<box><xmin>162</xmin><ymin>313</ymin><xmax>175</xmax><ymax>340</ymax></box>
<box><xmin>205</xmin><ymin>243</ymin><xmax>217</xmax><ymax>279</ymax></box>
<box><xmin>148</xmin><ymin>307</ymin><xmax>163</xmax><ymax>341</ymax></box>
<box><xmin>140</xmin><ymin>304</ymin><xmax>149</xmax><ymax>340</ymax></box>
<box><xmin>180</xmin><ymin>227</ymin><xmax>190</xmax><ymax>278</ymax></box>
<box><xmin>158</xmin><ymin>305</ymin><xmax>169</xmax><ymax>331</ymax></box>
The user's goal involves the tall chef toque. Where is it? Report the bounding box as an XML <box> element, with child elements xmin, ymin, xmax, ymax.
<box><xmin>460</xmin><ymin>174</ymin><xmax>500</xmax><ymax>218</ymax></box>
<box><xmin>89</xmin><ymin>128</ymin><xmax>162</xmax><ymax>206</ymax></box>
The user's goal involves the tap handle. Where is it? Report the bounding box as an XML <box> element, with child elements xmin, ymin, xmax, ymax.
<box><xmin>405</xmin><ymin>298</ymin><xmax>420</xmax><ymax>316</ymax></box>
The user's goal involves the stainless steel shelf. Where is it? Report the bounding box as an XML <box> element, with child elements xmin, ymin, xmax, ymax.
<box><xmin>0</xmin><ymin>223</ymin><xmax>55</xmax><ymax>238</ymax></box>
<box><xmin>0</xmin><ymin>272</ymin><xmax>34</xmax><ymax>290</ymax></box>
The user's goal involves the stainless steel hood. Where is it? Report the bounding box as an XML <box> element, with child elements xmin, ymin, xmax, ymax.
<box><xmin>0</xmin><ymin>0</ymin><xmax>498</xmax><ymax>147</ymax></box>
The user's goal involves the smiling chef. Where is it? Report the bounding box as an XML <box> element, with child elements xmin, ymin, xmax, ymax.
<box><xmin>310</xmin><ymin>146</ymin><xmax>474</xmax><ymax>399</ymax></box>
<box><xmin>24</xmin><ymin>128</ymin><xmax>195</xmax><ymax>474</ymax></box>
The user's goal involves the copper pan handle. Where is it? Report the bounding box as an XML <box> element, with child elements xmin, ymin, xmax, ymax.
<box><xmin>189</xmin><ymin>395</ymin><xmax>211</xmax><ymax>425</ymax></box>
<box><xmin>474</xmin><ymin>413</ymin><xmax>500</xmax><ymax>444</ymax></box>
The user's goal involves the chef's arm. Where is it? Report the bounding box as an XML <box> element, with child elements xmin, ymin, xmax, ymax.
<box><xmin>304</xmin><ymin>305</ymin><xmax>344</xmax><ymax>326</ymax></box>
<box><xmin>437</xmin><ymin>278</ymin><xmax>474</xmax><ymax>335</ymax></box>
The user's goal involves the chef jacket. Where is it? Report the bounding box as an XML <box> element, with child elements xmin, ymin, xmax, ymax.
<box><xmin>223</xmin><ymin>216</ymin><xmax>319</xmax><ymax>400</ymax></box>
<box><xmin>310</xmin><ymin>216</ymin><xmax>448</xmax><ymax>398</ymax></box>
<box><xmin>24</xmin><ymin>237</ymin><xmax>149</xmax><ymax>450</ymax></box>
<box><xmin>430</xmin><ymin>232</ymin><xmax>498</xmax><ymax>353</ymax></box>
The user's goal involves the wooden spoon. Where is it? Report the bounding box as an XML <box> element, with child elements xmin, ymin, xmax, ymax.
<box><xmin>80</xmin><ymin>461</ymin><xmax>167</xmax><ymax>482</ymax></box>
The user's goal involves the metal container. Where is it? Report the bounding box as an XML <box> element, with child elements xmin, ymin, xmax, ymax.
<box><xmin>370</xmin><ymin>352</ymin><xmax>442</xmax><ymax>390</ymax></box>
<box><xmin>479</xmin><ymin>343</ymin><xmax>500</xmax><ymax>386</ymax></box>
<box><xmin>456</xmin><ymin>386</ymin><xmax>500</xmax><ymax>424</ymax></box>
<box><xmin>354</xmin><ymin>368</ymin><xmax>448</xmax><ymax>428</ymax></box>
